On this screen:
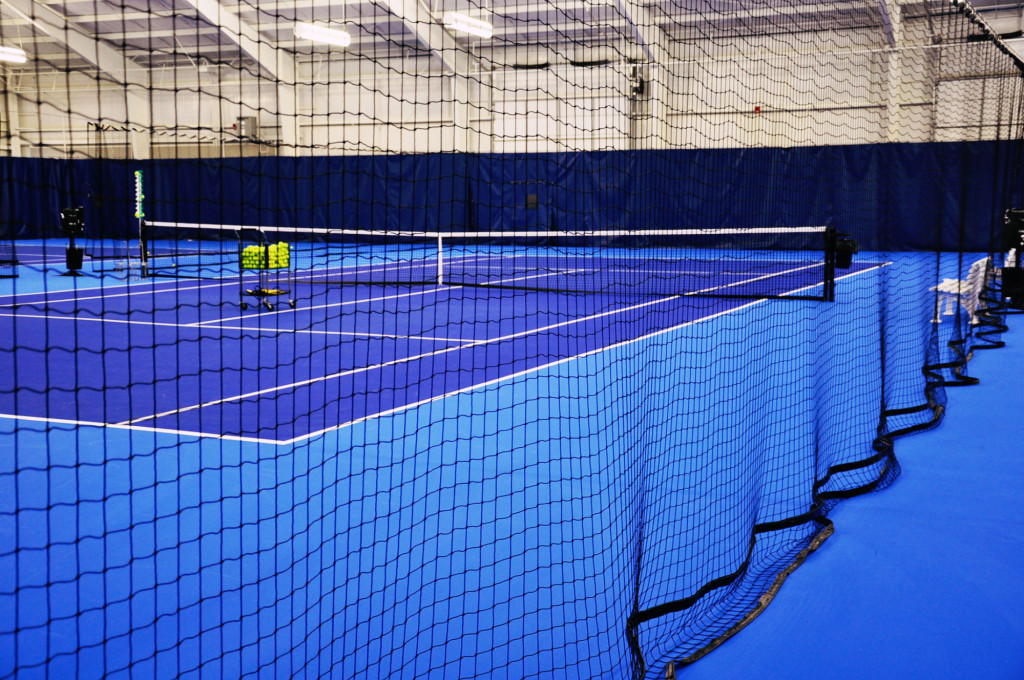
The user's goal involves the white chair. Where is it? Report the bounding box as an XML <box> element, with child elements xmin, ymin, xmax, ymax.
<box><xmin>931</xmin><ymin>256</ymin><xmax>991</xmax><ymax>324</ymax></box>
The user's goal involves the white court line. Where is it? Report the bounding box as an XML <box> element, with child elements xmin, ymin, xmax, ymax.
<box><xmin>685</xmin><ymin>262</ymin><xmax>822</xmax><ymax>294</ymax></box>
<box><xmin>193</xmin><ymin>285</ymin><xmax>457</xmax><ymax>325</ymax></box>
<box><xmin>287</xmin><ymin>252</ymin><xmax>475</xmax><ymax>276</ymax></box>
<box><xmin>121</xmin><ymin>293</ymin><xmax>675</xmax><ymax>425</ymax></box>
<box><xmin>125</xmin><ymin>262</ymin><xmax>824</xmax><ymax>425</ymax></box>
<box><xmin>0</xmin><ymin>258</ymin><xmax>505</xmax><ymax>339</ymax></box>
<box><xmin>0</xmin><ymin>250</ymin><xmax>434</xmax><ymax>302</ymax></box>
<box><xmin>208</xmin><ymin>327</ymin><xmax>463</xmax><ymax>342</ymax></box>
<box><xmin>0</xmin><ymin>312</ymin><xmax>191</xmax><ymax>329</ymax></box>
<box><xmin>280</xmin><ymin>263</ymin><xmax>890</xmax><ymax>444</ymax></box>
<box><xmin>0</xmin><ymin>413</ymin><xmax>284</xmax><ymax>445</ymax></box>
<box><xmin>0</xmin><ymin>251</ymin><xmax>473</xmax><ymax>326</ymax></box>
<box><xmin>0</xmin><ymin>262</ymin><xmax>891</xmax><ymax>444</ymax></box>
<box><xmin>276</xmin><ymin>263</ymin><xmax>891</xmax><ymax>444</ymax></box>
<box><xmin>0</xmin><ymin>277</ymin><xmax>238</xmax><ymax>307</ymax></box>
<box><xmin>192</xmin><ymin>265</ymin><xmax>587</xmax><ymax>326</ymax></box>
<box><xmin>0</xmin><ymin>266</ymin><xmax>225</xmax><ymax>300</ymax></box>
<box><xmin>0</xmin><ymin>312</ymin><xmax>462</xmax><ymax>342</ymax></box>
<box><xmin>0</xmin><ymin>272</ymin><xmax>450</xmax><ymax>327</ymax></box>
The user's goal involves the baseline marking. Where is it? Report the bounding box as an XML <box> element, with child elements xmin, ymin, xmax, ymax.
<box><xmin>0</xmin><ymin>413</ymin><xmax>284</xmax><ymax>445</ymax></box>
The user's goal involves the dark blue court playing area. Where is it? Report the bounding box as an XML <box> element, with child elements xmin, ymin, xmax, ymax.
<box><xmin>0</xmin><ymin>253</ymin><xmax>880</xmax><ymax>444</ymax></box>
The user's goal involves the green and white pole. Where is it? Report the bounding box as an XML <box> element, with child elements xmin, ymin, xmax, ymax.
<box><xmin>134</xmin><ymin>170</ymin><xmax>146</xmax><ymax>277</ymax></box>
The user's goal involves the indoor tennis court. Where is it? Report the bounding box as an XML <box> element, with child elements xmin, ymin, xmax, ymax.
<box><xmin>1</xmin><ymin>1</ymin><xmax>1023</xmax><ymax>679</ymax></box>
<box><xmin>0</xmin><ymin>232</ymin><xmax>884</xmax><ymax>441</ymax></box>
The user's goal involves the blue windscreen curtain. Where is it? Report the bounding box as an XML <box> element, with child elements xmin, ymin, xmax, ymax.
<box><xmin>0</xmin><ymin>141</ymin><xmax>1017</xmax><ymax>252</ymax></box>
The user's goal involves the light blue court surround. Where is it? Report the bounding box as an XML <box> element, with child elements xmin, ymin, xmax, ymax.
<box><xmin>0</xmin><ymin>250</ymin><xmax>998</xmax><ymax>679</ymax></box>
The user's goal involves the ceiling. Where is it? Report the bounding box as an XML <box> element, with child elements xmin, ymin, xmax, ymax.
<box><xmin>1</xmin><ymin>0</ymin><xmax>1023</xmax><ymax>80</ymax></box>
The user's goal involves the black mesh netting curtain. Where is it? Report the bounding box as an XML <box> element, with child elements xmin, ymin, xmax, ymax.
<box><xmin>0</xmin><ymin>0</ymin><xmax>1022</xmax><ymax>678</ymax></box>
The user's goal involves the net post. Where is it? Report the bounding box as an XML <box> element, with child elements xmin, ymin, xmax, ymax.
<box><xmin>138</xmin><ymin>219</ymin><xmax>148</xmax><ymax>278</ymax></box>
<box><xmin>437</xmin><ymin>233</ymin><xmax>444</xmax><ymax>286</ymax></box>
<box><xmin>235</xmin><ymin>227</ymin><xmax>245</xmax><ymax>308</ymax></box>
<box><xmin>134</xmin><ymin>170</ymin><xmax>148</xmax><ymax>277</ymax></box>
<box><xmin>824</xmin><ymin>227</ymin><xmax>837</xmax><ymax>302</ymax></box>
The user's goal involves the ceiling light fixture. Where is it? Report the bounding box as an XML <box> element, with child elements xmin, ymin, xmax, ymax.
<box><xmin>443</xmin><ymin>13</ymin><xmax>493</xmax><ymax>39</ymax></box>
<box><xmin>0</xmin><ymin>45</ymin><xmax>27</xmax><ymax>64</ymax></box>
<box><xmin>294</xmin><ymin>22</ymin><xmax>352</xmax><ymax>48</ymax></box>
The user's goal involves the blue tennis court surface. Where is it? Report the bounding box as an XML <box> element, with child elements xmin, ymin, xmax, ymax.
<box><xmin>0</xmin><ymin>253</ymin><xmax>882</xmax><ymax>444</ymax></box>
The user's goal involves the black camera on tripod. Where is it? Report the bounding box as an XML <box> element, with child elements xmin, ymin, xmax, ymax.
<box><xmin>60</xmin><ymin>206</ymin><xmax>86</xmax><ymax>276</ymax></box>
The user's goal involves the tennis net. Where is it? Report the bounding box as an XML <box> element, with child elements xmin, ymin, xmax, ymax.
<box><xmin>143</xmin><ymin>221</ymin><xmax>839</xmax><ymax>301</ymax></box>
<box><xmin>140</xmin><ymin>222</ymin><xmax>238</xmax><ymax>277</ymax></box>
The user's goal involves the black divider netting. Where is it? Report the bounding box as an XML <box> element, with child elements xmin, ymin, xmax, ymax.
<box><xmin>1</xmin><ymin>1</ymin><xmax>1023</xmax><ymax>679</ymax></box>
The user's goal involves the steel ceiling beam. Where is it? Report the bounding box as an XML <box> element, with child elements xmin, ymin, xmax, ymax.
<box><xmin>877</xmin><ymin>0</ymin><xmax>899</xmax><ymax>45</ymax></box>
<box><xmin>379</xmin><ymin>0</ymin><xmax>480</xmax><ymax>74</ymax></box>
<box><xmin>180</xmin><ymin>0</ymin><xmax>295</xmax><ymax>81</ymax></box>
<box><xmin>0</xmin><ymin>0</ymin><xmax>152</xmax><ymax>157</ymax></box>
<box><xmin>179</xmin><ymin>0</ymin><xmax>300</xmax><ymax>149</ymax></box>
<box><xmin>611</xmin><ymin>0</ymin><xmax>670</xmax><ymax>63</ymax></box>
<box><xmin>1</xmin><ymin>0</ymin><xmax>148</xmax><ymax>87</ymax></box>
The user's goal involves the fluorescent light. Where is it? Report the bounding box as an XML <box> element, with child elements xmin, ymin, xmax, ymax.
<box><xmin>294</xmin><ymin>22</ymin><xmax>352</xmax><ymax>48</ymax></box>
<box><xmin>0</xmin><ymin>46</ymin><xmax>27</xmax><ymax>64</ymax></box>
<box><xmin>443</xmin><ymin>13</ymin><xmax>493</xmax><ymax>39</ymax></box>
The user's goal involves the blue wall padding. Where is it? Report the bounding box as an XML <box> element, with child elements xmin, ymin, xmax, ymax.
<box><xmin>1</xmin><ymin>141</ymin><xmax>1018</xmax><ymax>251</ymax></box>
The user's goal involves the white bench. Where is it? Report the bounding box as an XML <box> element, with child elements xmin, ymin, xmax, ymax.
<box><xmin>931</xmin><ymin>256</ymin><xmax>991</xmax><ymax>324</ymax></box>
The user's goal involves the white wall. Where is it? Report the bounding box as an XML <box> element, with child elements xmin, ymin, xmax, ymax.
<box><xmin>2</xmin><ymin>17</ymin><xmax>1021</xmax><ymax>159</ymax></box>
